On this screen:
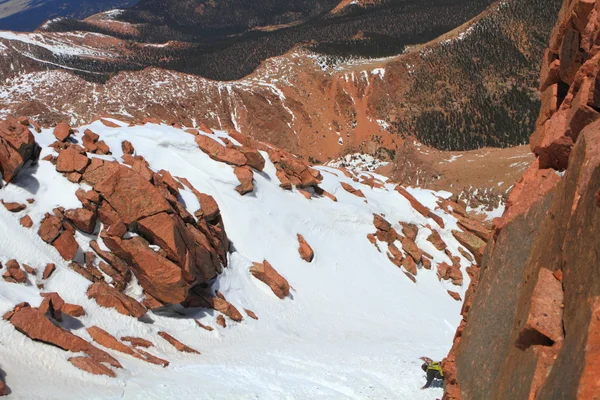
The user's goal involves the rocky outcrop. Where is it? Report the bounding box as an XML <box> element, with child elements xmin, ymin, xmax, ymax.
<box><xmin>0</xmin><ymin>117</ymin><xmax>40</xmax><ymax>185</ymax></box>
<box><xmin>444</xmin><ymin>1</ymin><xmax>600</xmax><ymax>398</ymax></box>
<box><xmin>38</xmin><ymin>137</ymin><xmax>230</xmax><ymax>308</ymax></box>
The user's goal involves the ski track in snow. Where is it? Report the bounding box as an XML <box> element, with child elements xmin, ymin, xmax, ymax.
<box><xmin>0</xmin><ymin>121</ymin><xmax>470</xmax><ymax>399</ymax></box>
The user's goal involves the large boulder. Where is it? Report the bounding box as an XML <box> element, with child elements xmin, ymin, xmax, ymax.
<box><xmin>0</xmin><ymin>117</ymin><xmax>40</xmax><ymax>184</ymax></box>
<box><xmin>93</xmin><ymin>165</ymin><xmax>171</xmax><ymax>225</ymax></box>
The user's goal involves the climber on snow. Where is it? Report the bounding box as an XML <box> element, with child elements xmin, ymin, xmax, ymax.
<box><xmin>420</xmin><ymin>357</ymin><xmax>444</xmax><ymax>390</ymax></box>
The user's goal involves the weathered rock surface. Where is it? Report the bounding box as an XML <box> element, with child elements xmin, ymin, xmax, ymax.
<box><xmin>444</xmin><ymin>3</ymin><xmax>600</xmax><ymax>398</ymax></box>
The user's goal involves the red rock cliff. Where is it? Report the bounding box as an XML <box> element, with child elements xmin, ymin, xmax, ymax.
<box><xmin>443</xmin><ymin>0</ymin><xmax>600</xmax><ymax>398</ymax></box>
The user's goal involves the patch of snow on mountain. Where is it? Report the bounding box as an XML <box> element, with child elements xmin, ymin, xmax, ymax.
<box><xmin>327</xmin><ymin>153</ymin><xmax>390</xmax><ymax>172</ymax></box>
<box><xmin>0</xmin><ymin>121</ymin><xmax>474</xmax><ymax>399</ymax></box>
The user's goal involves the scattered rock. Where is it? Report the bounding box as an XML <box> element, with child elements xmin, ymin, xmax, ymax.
<box><xmin>250</xmin><ymin>260</ymin><xmax>290</xmax><ymax>299</ymax></box>
<box><xmin>53</xmin><ymin>122</ymin><xmax>72</xmax><ymax>142</ymax></box>
<box><xmin>396</xmin><ymin>186</ymin><xmax>445</xmax><ymax>228</ymax></box>
<box><xmin>297</xmin><ymin>234</ymin><xmax>314</xmax><ymax>262</ymax></box>
<box><xmin>195</xmin><ymin>135</ymin><xmax>246</xmax><ymax>166</ymax></box>
<box><xmin>56</xmin><ymin>147</ymin><xmax>89</xmax><ymax>173</ymax></box>
<box><xmin>62</xmin><ymin>303</ymin><xmax>85</xmax><ymax>317</ymax></box>
<box><xmin>42</xmin><ymin>263</ymin><xmax>56</xmax><ymax>280</ymax></box>
<box><xmin>194</xmin><ymin>320</ymin><xmax>214</xmax><ymax>331</ymax></box>
<box><xmin>448</xmin><ymin>291</ymin><xmax>462</xmax><ymax>301</ymax></box>
<box><xmin>234</xmin><ymin>166</ymin><xmax>254</xmax><ymax>195</ymax></box>
<box><xmin>340</xmin><ymin>182</ymin><xmax>365</xmax><ymax>198</ymax></box>
<box><xmin>1</xmin><ymin>201</ymin><xmax>26</xmax><ymax>213</ymax></box>
<box><xmin>158</xmin><ymin>332</ymin><xmax>200</xmax><ymax>354</ymax></box>
<box><xmin>2</xmin><ymin>260</ymin><xmax>27</xmax><ymax>284</ymax></box>
<box><xmin>39</xmin><ymin>292</ymin><xmax>65</xmax><ymax>320</ymax></box>
<box><xmin>244</xmin><ymin>309</ymin><xmax>258</xmax><ymax>320</ymax></box>
<box><xmin>6</xmin><ymin>304</ymin><xmax>121</xmax><ymax>368</ymax></box>
<box><xmin>52</xmin><ymin>231</ymin><xmax>79</xmax><ymax>261</ymax></box>
<box><xmin>121</xmin><ymin>337</ymin><xmax>154</xmax><ymax>348</ymax></box>
<box><xmin>427</xmin><ymin>230</ymin><xmax>447</xmax><ymax>251</ymax></box>
<box><xmin>64</xmin><ymin>208</ymin><xmax>97</xmax><ymax>234</ymax></box>
<box><xmin>87</xmin><ymin>282</ymin><xmax>146</xmax><ymax>318</ymax></box>
<box><xmin>121</xmin><ymin>140</ymin><xmax>135</xmax><ymax>155</ymax></box>
<box><xmin>68</xmin><ymin>356</ymin><xmax>116</xmax><ymax>378</ymax></box>
<box><xmin>216</xmin><ymin>315</ymin><xmax>226</xmax><ymax>328</ymax></box>
<box><xmin>19</xmin><ymin>215</ymin><xmax>33</xmax><ymax>228</ymax></box>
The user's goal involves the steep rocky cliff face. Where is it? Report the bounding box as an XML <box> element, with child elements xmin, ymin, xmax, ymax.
<box><xmin>444</xmin><ymin>0</ymin><xmax>600</xmax><ymax>398</ymax></box>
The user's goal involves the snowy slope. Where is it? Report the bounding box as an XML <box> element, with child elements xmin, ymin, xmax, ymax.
<box><xmin>0</xmin><ymin>120</ymin><xmax>474</xmax><ymax>399</ymax></box>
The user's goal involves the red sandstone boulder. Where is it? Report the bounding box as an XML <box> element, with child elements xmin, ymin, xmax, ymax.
<box><xmin>2</xmin><ymin>260</ymin><xmax>27</xmax><ymax>284</ymax></box>
<box><xmin>52</xmin><ymin>231</ymin><xmax>79</xmax><ymax>261</ymax></box>
<box><xmin>452</xmin><ymin>230</ymin><xmax>485</xmax><ymax>264</ymax></box>
<box><xmin>53</xmin><ymin>122</ymin><xmax>72</xmax><ymax>142</ymax></box>
<box><xmin>400</xmin><ymin>236</ymin><xmax>422</xmax><ymax>263</ymax></box>
<box><xmin>234</xmin><ymin>166</ymin><xmax>254</xmax><ymax>195</ymax></box>
<box><xmin>196</xmin><ymin>135</ymin><xmax>247</xmax><ymax>166</ymax></box>
<box><xmin>250</xmin><ymin>260</ymin><xmax>290</xmax><ymax>299</ymax></box>
<box><xmin>6</xmin><ymin>304</ymin><xmax>121</xmax><ymax>368</ymax></box>
<box><xmin>448</xmin><ymin>291</ymin><xmax>462</xmax><ymax>301</ymax></box>
<box><xmin>121</xmin><ymin>140</ymin><xmax>135</xmax><ymax>155</ymax></box>
<box><xmin>240</xmin><ymin>148</ymin><xmax>266</xmax><ymax>171</ymax></box>
<box><xmin>340</xmin><ymin>182</ymin><xmax>365</xmax><ymax>198</ymax></box>
<box><xmin>0</xmin><ymin>117</ymin><xmax>40</xmax><ymax>183</ymax></box>
<box><xmin>42</xmin><ymin>263</ymin><xmax>56</xmax><ymax>280</ymax></box>
<box><xmin>427</xmin><ymin>230</ymin><xmax>447</xmax><ymax>251</ymax></box>
<box><xmin>56</xmin><ymin>147</ymin><xmax>89</xmax><ymax>173</ymax></box>
<box><xmin>245</xmin><ymin>309</ymin><xmax>258</xmax><ymax>320</ymax></box>
<box><xmin>1</xmin><ymin>201</ymin><xmax>25</xmax><ymax>212</ymax></box>
<box><xmin>19</xmin><ymin>215</ymin><xmax>33</xmax><ymax>228</ymax></box>
<box><xmin>64</xmin><ymin>208</ymin><xmax>97</xmax><ymax>234</ymax></box>
<box><xmin>158</xmin><ymin>332</ymin><xmax>200</xmax><ymax>354</ymax></box>
<box><xmin>94</xmin><ymin>165</ymin><xmax>171</xmax><ymax>225</ymax></box>
<box><xmin>195</xmin><ymin>320</ymin><xmax>214</xmax><ymax>331</ymax></box>
<box><xmin>87</xmin><ymin>282</ymin><xmax>146</xmax><ymax>318</ymax></box>
<box><xmin>87</xmin><ymin>326</ymin><xmax>142</xmax><ymax>359</ymax></box>
<box><xmin>68</xmin><ymin>356</ymin><xmax>115</xmax><ymax>377</ymax></box>
<box><xmin>39</xmin><ymin>292</ymin><xmax>65</xmax><ymax>320</ymax></box>
<box><xmin>396</xmin><ymin>186</ymin><xmax>445</xmax><ymax>228</ymax></box>
<box><xmin>402</xmin><ymin>256</ymin><xmax>418</xmax><ymax>276</ymax></box>
<box><xmin>101</xmin><ymin>235</ymin><xmax>189</xmax><ymax>304</ymax></box>
<box><xmin>62</xmin><ymin>303</ymin><xmax>85</xmax><ymax>317</ymax></box>
<box><xmin>121</xmin><ymin>336</ymin><xmax>154</xmax><ymax>348</ymax></box>
<box><xmin>297</xmin><ymin>234</ymin><xmax>314</xmax><ymax>262</ymax></box>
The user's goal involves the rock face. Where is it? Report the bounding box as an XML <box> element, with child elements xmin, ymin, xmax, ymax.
<box><xmin>39</xmin><ymin>139</ymin><xmax>230</xmax><ymax>308</ymax></box>
<box><xmin>444</xmin><ymin>2</ymin><xmax>600</xmax><ymax>398</ymax></box>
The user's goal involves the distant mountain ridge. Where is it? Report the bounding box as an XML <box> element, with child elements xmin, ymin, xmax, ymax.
<box><xmin>0</xmin><ymin>0</ymin><xmax>138</xmax><ymax>31</ymax></box>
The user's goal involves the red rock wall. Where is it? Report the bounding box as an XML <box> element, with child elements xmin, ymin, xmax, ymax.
<box><xmin>444</xmin><ymin>0</ymin><xmax>600</xmax><ymax>398</ymax></box>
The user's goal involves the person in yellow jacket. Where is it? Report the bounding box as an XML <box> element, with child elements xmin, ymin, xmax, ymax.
<box><xmin>419</xmin><ymin>357</ymin><xmax>444</xmax><ymax>389</ymax></box>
